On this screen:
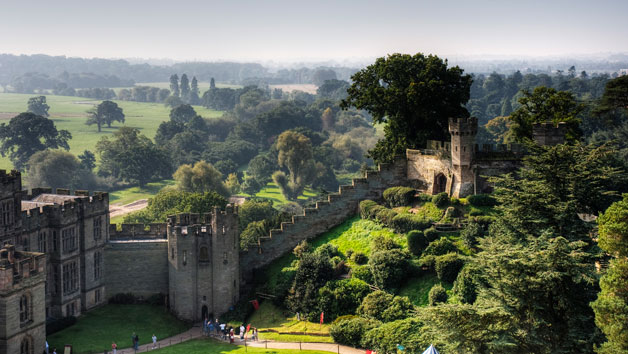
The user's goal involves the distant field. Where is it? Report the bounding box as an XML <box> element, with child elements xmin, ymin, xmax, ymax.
<box><xmin>135</xmin><ymin>81</ymin><xmax>242</xmax><ymax>92</ymax></box>
<box><xmin>270</xmin><ymin>84</ymin><xmax>317</xmax><ymax>94</ymax></box>
<box><xmin>0</xmin><ymin>93</ymin><xmax>223</xmax><ymax>170</ymax></box>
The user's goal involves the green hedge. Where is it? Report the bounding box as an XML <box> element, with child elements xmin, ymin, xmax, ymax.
<box><xmin>428</xmin><ymin>284</ymin><xmax>448</xmax><ymax>305</ymax></box>
<box><xmin>467</xmin><ymin>193</ymin><xmax>497</xmax><ymax>207</ymax></box>
<box><xmin>359</xmin><ymin>200</ymin><xmax>378</xmax><ymax>219</ymax></box>
<box><xmin>407</xmin><ymin>230</ymin><xmax>428</xmax><ymax>256</ymax></box>
<box><xmin>435</xmin><ymin>253</ymin><xmax>465</xmax><ymax>283</ymax></box>
<box><xmin>330</xmin><ymin>317</ymin><xmax>381</xmax><ymax>348</ymax></box>
<box><xmin>383</xmin><ymin>186</ymin><xmax>416</xmax><ymax>207</ymax></box>
<box><xmin>432</xmin><ymin>192</ymin><xmax>450</xmax><ymax>208</ymax></box>
<box><xmin>391</xmin><ymin>213</ymin><xmax>431</xmax><ymax>233</ymax></box>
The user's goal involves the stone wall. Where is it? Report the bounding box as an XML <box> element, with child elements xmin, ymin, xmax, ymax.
<box><xmin>239</xmin><ymin>157</ymin><xmax>407</xmax><ymax>284</ymax></box>
<box><xmin>104</xmin><ymin>240</ymin><xmax>168</xmax><ymax>298</ymax></box>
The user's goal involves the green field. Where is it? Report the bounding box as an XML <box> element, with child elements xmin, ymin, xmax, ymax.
<box><xmin>47</xmin><ymin>304</ymin><xmax>191</xmax><ymax>354</ymax></box>
<box><xmin>153</xmin><ymin>338</ymin><xmax>333</xmax><ymax>354</ymax></box>
<box><xmin>248</xmin><ymin>182</ymin><xmax>318</xmax><ymax>206</ymax></box>
<box><xmin>0</xmin><ymin>93</ymin><xmax>223</xmax><ymax>170</ymax></box>
<box><xmin>109</xmin><ymin>179</ymin><xmax>176</xmax><ymax>205</ymax></box>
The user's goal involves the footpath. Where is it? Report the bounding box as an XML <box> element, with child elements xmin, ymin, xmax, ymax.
<box><xmin>112</xmin><ymin>325</ymin><xmax>364</xmax><ymax>354</ymax></box>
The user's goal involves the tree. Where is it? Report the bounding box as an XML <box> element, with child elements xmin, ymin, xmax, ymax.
<box><xmin>273</xmin><ymin>130</ymin><xmax>317</xmax><ymax>200</ymax></box>
<box><xmin>341</xmin><ymin>53</ymin><xmax>472</xmax><ymax>162</ymax></box>
<box><xmin>210</xmin><ymin>77</ymin><xmax>216</xmax><ymax>89</ymax></box>
<box><xmin>312</xmin><ymin>68</ymin><xmax>337</xmax><ymax>86</ymax></box>
<box><xmin>595</xmin><ymin>75</ymin><xmax>628</xmax><ymax>115</ymax></box>
<box><xmin>95</xmin><ymin>127</ymin><xmax>171</xmax><ymax>187</ymax></box>
<box><xmin>0</xmin><ymin>112</ymin><xmax>71</xmax><ymax>170</ymax></box>
<box><xmin>26</xmin><ymin>150</ymin><xmax>97</xmax><ymax>190</ymax></box>
<box><xmin>77</xmin><ymin>150</ymin><xmax>96</xmax><ymax>171</ymax></box>
<box><xmin>86</xmin><ymin>100</ymin><xmax>125</xmax><ymax>132</ymax></box>
<box><xmin>286</xmin><ymin>252</ymin><xmax>334</xmax><ymax>319</ymax></box>
<box><xmin>189</xmin><ymin>76</ymin><xmax>200</xmax><ymax>105</ymax></box>
<box><xmin>169</xmin><ymin>104</ymin><xmax>197</xmax><ymax>124</ymax></box>
<box><xmin>27</xmin><ymin>96</ymin><xmax>50</xmax><ymax>117</ymax></box>
<box><xmin>180</xmin><ymin>74</ymin><xmax>190</xmax><ymax>102</ymax></box>
<box><xmin>592</xmin><ymin>194</ymin><xmax>628</xmax><ymax>353</ymax></box>
<box><xmin>172</xmin><ymin>160</ymin><xmax>229</xmax><ymax>197</ymax></box>
<box><xmin>169</xmin><ymin>74</ymin><xmax>180</xmax><ymax>97</ymax></box>
<box><xmin>509</xmin><ymin>86</ymin><xmax>585</xmax><ymax>142</ymax></box>
<box><xmin>368</xmin><ymin>249</ymin><xmax>410</xmax><ymax>292</ymax></box>
<box><xmin>357</xmin><ymin>291</ymin><xmax>415</xmax><ymax>322</ymax></box>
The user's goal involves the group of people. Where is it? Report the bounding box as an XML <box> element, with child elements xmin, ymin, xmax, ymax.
<box><xmin>202</xmin><ymin>318</ymin><xmax>259</xmax><ymax>343</ymax></box>
<box><xmin>109</xmin><ymin>332</ymin><xmax>157</xmax><ymax>353</ymax></box>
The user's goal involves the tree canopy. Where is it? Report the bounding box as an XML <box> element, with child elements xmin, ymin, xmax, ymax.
<box><xmin>172</xmin><ymin>160</ymin><xmax>229</xmax><ymax>197</ymax></box>
<box><xmin>341</xmin><ymin>53</ymin><xmax>472</xmax><ymax>162</ymax></box>
<box><xmin>27</xmin><ymin>96</ymin><xmax>50</xmax><ymax>117</ymax></box>
<box><xmin>86</xmin><ymin>100</ymin><xmax>125</xmax><ymax>132</ymax></box>
<box><xmin>0</xmin><ymin>112</ymin><xmax>71</xmax><ymax>170</ymax></box>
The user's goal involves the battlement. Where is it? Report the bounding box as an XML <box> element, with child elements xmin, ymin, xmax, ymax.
<box><xmin>0</xmin><ymin>245</ymin><xmax>46</xmax><ymax>292</ymax></box>
<box><xmin>109</xmin><ymin>223</ymin><xmax>167</xmax><ymax>240</ymax></box>
<box><xmin>0</xmin><ymin>169</ymin><xmax>22</xmax><ymax>195</ymax></box>
<box><xmin>532</xmin><ymin>121</ymin><xmax>567</xmax><ymax>146</ymax></box>
<box><xmin>448</xmin><ymin>117</ymin><xmax>478</xmax><ymax>135</ymax></box>
<box><xmin>167</xmin><ymin>205</ymin><xmax>237</xmax><ymax>227</ymax></box>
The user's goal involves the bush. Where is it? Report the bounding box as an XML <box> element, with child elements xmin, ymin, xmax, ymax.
<box><xmin>368</xmin><ymin>249</ymin><xmax>410</xmax><ymax>291</ymax></box>
<box><xmin>318</xmin><ymin>278</ymin><xmax>371</xmax><ymax>321</ymax></box>
<box><xmin>383</xmin><ymin>186</ymin><xmax>416</xmax><ymax>207</ymax></box>
<box><xmin>432</xmin><ymin>192</ymin><xmax>450</xmax><ymax>208</ymax></box>
<box><xmin>370</xmin><ymin>235</ymin><xmax>400</xmax><ymax>253</ymax></box>
<box><xmin>147</xmin><ymin>293</ymin><xmax>166</xmax><ymax>306</ymax></box>
<box><xmin>375</xmin><ymin>207</ymin><xmax>397</xmax><ymax>225</ymax></box>
<box><xmin>467</xmin><ymin>193</ymin><xmax>497</xmax><ymax>207</ymax></box>
<box><xmin>423</xmin><ymin>227</ymin><xmax>439</xmax><ymax>242</ymax></box>
<box><xmin>472</xmin><ymin>215</ymin><xmax>496</xmax><ymax>227</ymax></box>
<box><xmin>435</xmin><ymin>253</ymin><xmax>465</xmax><ymax>283</ymax></box>
<box><xmin>416</xmin><ymin>193</ymin><xmax>432</xmax><ymax>202</ymax></box>
<box><xmin>423</xmin><ymin>237</ymin><xmax>457</xmax><ymax>256</ymax></box>
<box><xmin>359</xmin><ymin>200</ymin><xmax>378</xmax><ymax>219</ymax></box>
<box><xmin>367</xmin><ymin>205</ymin><xmax>386</xmax><ymax>220</ymax></box>
<box><xmin>293</xmin><ymin>240</ymin><xmax>311</xmax><ymax>259</ymax></box>
<box><xmin>361</xmin><ymin>318</ymin><xmax>424</xmax><ymax>354</ymax></box>
<box><xmin>453</xmin><ymin>265</ymin><xmax>478</xmax><ymax>304</ymax></box>
<box><xmin>351</xmin><ymin>251</ymin><xmax>368</xmax><ymax>265</ymax></box>
<box><xmin>316</xmin><ymin>243</ymin><xmax>340</xmax><ymax>259</ymax></box>
<box><xmin>391</xmin><ymin>213</ymin><xmax>431</xmax><ymax>233</ymax></box>
<box><xmin>443</xmin><ymin>206</ymin><xmax>459</xmax><ymax>220</ymax></box>
<box><xmin>407</xmin><ymin>230</ymin><xmax>428</xmax><ymax>256</ymax></box>
<box><xmin>461</xmin><ymin>221</ymin><xmax>483</xmax><ymax>248</ymax></box>
<box><xmin>468</xmin><ymin>207</ymin><xmax>483</xmax><ymax>216</ymax></box>
<box><xmin>46</xmin><ymin>316</ymin><xmax>77</xmax><ymax>335</ymax></box>
<box><xmin>357</xmin><ymin>291</ymin><xmax>415</xmax><ymax>323</ymax></box>
<box><xmin>345</xmin><ymin>249</ymin><xmax>354</xmax><ymax>258</ymax></box>
<box><xmin>273</xmin><ymin>267</ymin><xmax>296</xmax><ymax>305</ymax></box>
<box><xmin>428</xmin><ymin>284</ymin><xmax>448</xmax><ymax>305</ymax></box>
<box><xmin>330</xmin><ymin>317</ymin><xmax>381</xmax><ymax>348</ymax></box>
<box><xmin>351</xmin><ymin>265</ymin><xmax>373</xmax><ymax>284</ymax></box>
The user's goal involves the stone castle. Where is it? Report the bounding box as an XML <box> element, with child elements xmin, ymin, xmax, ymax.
<box><xmin>0</xmin><ymin>118</ymin><xmax>566</xmax><ymax>353</ymax></box>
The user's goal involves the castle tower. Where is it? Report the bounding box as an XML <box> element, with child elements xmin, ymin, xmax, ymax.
<box><xmin>448</xmin><ymin>117</ymin><xmax>478</xmax><ymax>198</ymax></box>
<box><xmin>167</xmin><ymin>206</ymin><xmax>239</xmax><ymax>322</ymax></box>
<box><xmin>0</xmin><ymin>170</ymin><xmax>22</xmax><ymax>245</ymax></box>
<box><xmin>532</xmin><ymin>122</ymin><xmax>567</xmax><ymax>146</ymax></box>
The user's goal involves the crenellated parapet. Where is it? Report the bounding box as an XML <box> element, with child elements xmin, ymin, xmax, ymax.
<box><xmin>109</xmin><ymin>223</ymin><xmax>168</xmax><ymax>240</ymax></box>
<box><xmin>0</xmin><ymin>244</ymin><xmax>46</xmax><ymax>292</ymax></box>
<box><xmin>532</xmin><ymin>121</ymin><xmax>567</xmax><ymax>146</ymax></box>
<box><xmin>448</xmin><ymin>117</ymin><xmax>478</xmax><ymax>136</ymax></box>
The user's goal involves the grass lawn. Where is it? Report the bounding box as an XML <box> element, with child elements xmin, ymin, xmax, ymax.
<box><xmin>246</xmin><ymin>302</ymin><xmax>333</xmax><ymax>343</ymax></box>
<box><xmin>0</xmin><ymin>93</ymin><xmax>223</xmax><ymax>170</ymax></box>
<box><xmin>153</xmin><ymin>338</ymin><xmax>333</xmax><ymax>354</ymax></box>
<box><xmin>109</xmin><ymin>179</ymin><xmax>176</xmax><ymax>205</ymax></box>
<box><xmin>399</xmin><ymin>273</ymin><xmax>453</xmax><ymax>307</ymax></box>
<box><xmin>249</xmin><ymin>183</ymin><xmax>318</xmax><ymax>206</ymax></box>
<box><xmin>47</xmin><ymin>304</ymin><xmax>191</xmax><ymax>354</ymax></box>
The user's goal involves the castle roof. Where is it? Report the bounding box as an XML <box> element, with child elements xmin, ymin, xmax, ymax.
<box><xmin>21</xmin><ymin>200</ymin><xmax>54</xmax><ymax>211</ymax></box>
<box><xmin>30</xmin><ymin>193</ymin><xmax>82</xmax><ymax>204</ymax></box>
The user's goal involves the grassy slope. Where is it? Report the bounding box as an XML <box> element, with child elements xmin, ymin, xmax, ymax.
<box><xmin>153</xmin><ymin>338</ymin><xmax>333</xmax><ymax>354</ymax></box>
<box><xmin>47</xmin><ymin>304</ymin><xmax>190</xmax><ymax>353</ymax></box>
<box><xmin>109</xmin><ymin>179</ymin><xmax>176</xmax><ymax>205</ymax></box>
<box><xmin>0</xmin><ymin>93</ymin><xmax>223</xmax><ymax>170</ymax></box>
<box><xmin>248</xmin><ymin>302</ymin><xmax>333</xmax><ymax>343</ymax></box>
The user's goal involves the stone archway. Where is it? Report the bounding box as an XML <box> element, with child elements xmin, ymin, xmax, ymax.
<box><xmin>433</xmin><ymin>173</ymin><xmax>447</xmax><ymax>194</ymax></box>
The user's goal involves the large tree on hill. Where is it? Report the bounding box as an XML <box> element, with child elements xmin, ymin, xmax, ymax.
<box><xmin>0</xmin><ymin>112</ymin><xmax>71</xmax><ymax>170</ymax></box>
<box><xmin>341</xmin><ymin>53</ymin><xmax>472</xmax><ymax>163</ymax></box>
<box><xmin>172</xmin><ymin>160</ymin><xmax>230</xmax><ymax>197</ymax></box>
<box><xmin>272</xmin><ymin>130</ymin><xmax>317</xmax><ymax>201</ymax></box>
<box><xmin>595</xmin><ymin>75</ymin><xmax>628</xmax><ymax>115</ymax></box>
<box><xmin>27</xmin><ymin>96</ymin><xmax>50</xmax><ymax>117</ymax></box>
<box><xmin>509</xmin><ymin>86</ymin><xmax>585</xmax><ymax>143</ymax></box>
<box><xmin>169</xmin><ymin>74</ymin><xmax>180</xmax><ymax>97</ymax></box>
<box><xmin>180</xmin><ymin>74</ymin><xmax>190</xmax><ymax>101</ymax></box>
<box><xmin>26</xmin><ymin>150</ymin><xmax>97</xmax><ymax>190</ymax></box>
<box><xmin>169</xmin><ymin>104</ymin><xmax>197</xmax><ymax>124</ymax></box>
<box><xmin>86</xmin><ymin>100</ymin><xmax>125</xmax><ymax>132</ymax></box>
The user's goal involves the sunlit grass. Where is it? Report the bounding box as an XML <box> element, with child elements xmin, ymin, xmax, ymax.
<box><xmin>153</xmin><ymin>338</ymin><xmax>333</xmax><ymax>354</ymax></box>
<box><xmin>246</xmin><ymin>302</ymin><xmax>333</xmax><ymax>343</ymax></box>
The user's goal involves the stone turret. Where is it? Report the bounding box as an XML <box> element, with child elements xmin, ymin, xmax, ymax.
<box><xmin>167</xmin><ymin>206</ymin><xmax>239</xmax><ymax>322</ymax></box>
<box><xmin>448</xmin><ymin>117</ymin><xmax>478</xmax><ymax>197</ymax></box>
<box><xmin>532</xmin><ymin>122</ymin><xmax>567</xmax><ymax>146</ymax></box>
<box><xmin>0</xmin><ymin>170</ymin><xmax>22</xmax><ymax>244</ymax></box>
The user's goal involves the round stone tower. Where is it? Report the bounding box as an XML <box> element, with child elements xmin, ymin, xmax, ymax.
<box><xmin>448</xmin><ymin>117</ymin><xmax>478</xmax><ymax>197</ymax></box>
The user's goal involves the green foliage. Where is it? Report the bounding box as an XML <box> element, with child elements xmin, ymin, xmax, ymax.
<box><xmin>330</xmin><ymin>317</ymin><xmax>381</xmax><ymax>348</ymax></box>
<box><xmin>239</xmin><ymin>220</ymin><xmax>267</xmax><ymax>251</ymax></box>
<box><xmin>27</xmin><ymin>95</ymin><xmax>50</xmax><ymax>117</ymax></box>
<box><xmin>374</xmin><ymin>207</ymin><xmax>397</xmax><ymax>225</ymax></box>
<box><xmin>0</xmin><ymin>112</ymin><xmax>71</xmax><ymax>170</ymax></box>
<box><xmin>428</xmin><ymin>284</ymin><xmax>448</xmax><ymax>305</ymax></box>
<box><xmin>383</xmin><ymin>186</ymin><xmax>416</xmax><ymax>207</ymax></box>
<box><xmin>350</xmin><ymin>251</ymin><xmax>368</xmax><ymax>265</ymax></box>
<box><xmin>351</xmin><ymin>265</ymin><xmax>373</xmax><ymax>284</ymax></box>
<box><xmin>86</xmin><ymin>100</ymin><xmax>125</xmax><ymax>132</ymax></box>
<box><xmin>361</xmin><ymin>318</ymin><xmax>425</xmax><ymax>354</ymax></box>
<box><xmin>238</xmin><ymin>199</ymin><xmax>276</xmax><ymax>229</ymax></box>
<box><xmin>423</xmin><ymin>237</ymin><xmax>457</xmax><ymax>257</ymax></box>
<box><xmin>318</xmin><ymin>278</ymin><xmax>371</xmax><ymax>321</ymax></box>
<box><xmin>453</xmin><ymin>265</ymin><xmax>479</xmax><ymax>305</ymax></box>
<box><xmin>595</xmin><ymin>75</ymin><xmax>628</xmax><ymax>116</ymax></box>
<box><xmin>461</xmin><ymin>221</ymin><xmax>483</xmax><ymax>248</ymax></box>
<box><xmin>370</xmin><ymin>234</ymin><xmax>400</xmax><ymax>253</ymax></box>
<box><xmin>368</xmin><ymin>249</ymin><xmax>410</xmax><ymax>291</ymax></box>
<box><xmin>390</xmin><ymin>213</ymin><xmax>431</xmax><ymax>233</ymax></box>
<box><xmin>123</xmin><ymin>189</ymin><xmax>226</xmax><ymax>224</ymax></box>
<box><xmin>341</xmin><ymin>53</ymin><xmax>472</xmax><ymax>163</ymax></box>
<box><xmin>172</xmin><ymin>160</ymin><xmax>229</xmax><ymax>197</ymax></box>
<box><xmin>407</xmin><ymin>230</ymin><xmax>428</xmax><ymax>256</ymax></box>
<box><xmin>26</xmin><ymin>150</ymin><xmax>97</xmax><ymax>190</ymax></box>
<box><xmin>597</xmin><ymin>194</ymin><xmax>628</xmax><ymax>257</ymax></box>
<box><xmin>357</xmin><ymin>290</ymin><xmax>414</xmax><ymax>323</ymax></box>
<box><xmin>169</xmin><ymin>104</ymin><xmax>197</xmax><ymax>124</ymax></box>
<box><xmin>273</xmin><ymin>130</ymin><xmax>318</xmax><ymax>201</ymax></box>
<box><xmin>435</xmin><ymin>253</ymin><xmax>465</xmax><ymax>283</ymax></box>
<box><xmin>315</xmin><ymin>243</ymin><xmax>340</xmax><ymax>259</ymax></box>
<box><xmin>432</xmin><ymin>192</ymin><xmax>449</xmax><ymax>208</ymax></box>
<box><xmin>359</xmin><ymin>199</ymin><xmax>378</xmax><ymax>219</ymax></box>
<box><xmin>467</xmin><ymin>193</ymin><xmax>497</xmax><ymax>207</ymax></box>
<box><xmin>286</xmin><ymin>252</ymin><xmax>334</xmax><ymax>320</ymax></box>
<box><xmin>292</xmin><ymin>240</ymin><xmax>312</xmax><ymax>259</ymax></box>
<box><xmin>509</xmin><ymin>86</ymin><xmax>584</xmax><ymax>142</ymax></box>
<box><xmin>423</xmin><ymin>227</ymin><xmax>439</xmax><ymax>242</ymax></box>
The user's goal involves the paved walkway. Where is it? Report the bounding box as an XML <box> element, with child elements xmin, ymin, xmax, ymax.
<box><xmin>115</xmin><ymin>326</ymin><xmax>202</xmax><ymax>353</ymax></box>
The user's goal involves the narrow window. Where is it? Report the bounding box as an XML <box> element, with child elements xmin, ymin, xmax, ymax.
<box><xmin>183</xmin><ymin>250</ymin><xmax>187</xmax><ymax>266</ymax></box>
<box><xmin>199</xmin><ymin>247</ymin><xmax>209</xmax><ymax>262</ymax></box>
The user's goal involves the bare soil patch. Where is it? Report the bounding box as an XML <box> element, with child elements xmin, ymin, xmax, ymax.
<box><xmin>109</xmin><ymin>199</ymin><xmax>148</xmax><ymax>219</ymax></box>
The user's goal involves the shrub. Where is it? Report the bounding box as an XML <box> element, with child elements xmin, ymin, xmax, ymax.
<box><xmin>361</xmin><ymin>318</ymin><xmax>424</xmax><ymax>354</ymax></box>
<box><xmin>423</xmin><ymin>237</ymin><xmax>457</xmax><ymax>256</ymax></box>
<box><xmin>443</xmin><ymin>206</ymin><xmax>459</xmax><ymax>220</ymax></box>
<box><xmin>469</xmin><ymin>207</ymin><xmax>483</xmax><ymax>216</ymax></box>
<box><xmin>293</xmin><ymin>240</ymin><xmax>311</xmax><ymax>259</ymax></box>
<box><xmin>273</xmin><ymin>267</ymin><xmax>296</xmax><ymax>305</ymax></box>
<box><xmin>367</xmin><ymin>205</ymin><xmax>386</xmax><ymax>220</ymax></box>
<box><xmin>467</xmin><ymin>193</ymin><xmax>497</xmax><ymax>207</ymax></box>
<box><xmin>416</xmin><ymin>193</ymin><xmax>432</xmax><ymax>202</ymax></box>
<box><xmin>428</xmin><ymin>284</ymin><xmax>448</xmax><ymax>305</ymax></box>
<box><xmin>423</xmin><ymin>227</ymin><xmax>439</xmax><ymax>242</ymax></box>
<box><xmin>472</xmin><ymin>215</ymin><xmax>496</xmax><ymax>227</ymax></box>
<box><xmin>461</xmin><ymin>221</ymin><xmax>483</xmax><ymax>248</ymax></box>
<box><xmin>46</xmin><ymin>316</ymin><xmax>77</xmax><ymax>335</ymax></box>
<box><xmin>351</xmin><ymin>265</ymin><xmax>373</xmax><ymax>284</ymax></box>
<box><xmin>345</xmin><ymin>249</ymin><xmax>354</xmax><ymax>258</ymax></box>
<box><xmin>370</xmin><ymin>235</ymin><xmax>400</xmax><ymax>253</ymax></box>
<box><xmin>391</xmin><ymin>213</ymin><xmax>430</xmax><ymax>233</ymax></box>
<box><xmin>316</xmin><ymin>243</ymin><xmax>340</xmax><ymax>259</ymax></box>
<box><xmin>351</xmin><ymin>251</ymin><xmax>368</xmax><ymax>265</ymax></box>
<box><xmin>435</xmin><ymin>253</ymin><xmax>465</xmax><ymax>283</ymax></box>
<box><xmin>147</xmin><ymin>293</ymin><xmax>166</xmax><ymax>306</ymax></box>
<box><xmin>453</xmin><ymin>265</ymin><xmax>478</xmax><ymax>304</ymax></box>
<box><xmin>368</xmin><ymin>249</ymin><xmax>410</xmax><ymax>291</ymax></box>
<box><xmin>330</xmin><ymin>317</ymin><xmax>381</xmax><ymax>348</ymax></box>
<box><xmin>375</xmin><ymin>207</ymin><xmax>398</xmax><ymax>225</ymax></box>
<box><xmin>407</xmin><ymin>230</ymin><xmax>428</xmax><ymax>256</ymax></box>
<box><xmin>359</xmin><ymin>200</ymin><xmax>378</xmax><ymax>219</ymax></box>
<box><xmin>330</xmin><ymin>256</ymin><xmax>343</xmax><ymax>267</ymax></box>
<box><xmin>318</xmin><ymin>278</ymin><xmax>371</xmax><ymax>321</ymax></box>
<box><xmin>432</xmin><ymin>192</ymin><xmax>450</xmax><ymax>208</ymax></box>
<box><xmin>383</xmin><ymin>186</ymin><xmax>416</xmax><ymax>207</ymax></box>
<box><xmin>357</xmin><ymin>291</ymin><xmax>415</xmax><ymax>323</ymax></box>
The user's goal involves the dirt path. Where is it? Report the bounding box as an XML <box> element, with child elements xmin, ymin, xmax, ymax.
<box><xmin>109</xmin><ymin>199</ymin><xmax>148</xmax><ymax>219</ymax></box>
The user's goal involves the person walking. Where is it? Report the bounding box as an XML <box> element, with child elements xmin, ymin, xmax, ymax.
<box><xmin>240</xmin><ymin>324</ymin><xmax>245</xmax><ymax>340</ymax></box>
<box><xmin>132</xmin><ymin>333</ymin><xmax>139</xmax><ymax>351</ymax></box>
<box><xmin>152</xmin><ymin>334</ymin><xmax>157</xmax><ymax>349</ymax></box>
<box><xmin>111</xmin><ymin>342</ymin><xmax>117</xmax><ymax>354</ymax></box>
<box><xmin>254</xmin><ymin>327</ymin><xmax>258</xmax><ymax>341</ymax></box>
<box><xmin>229</xmin><ymin>327</ymin><xmax>235</xmax><ymax>343</ymax></box>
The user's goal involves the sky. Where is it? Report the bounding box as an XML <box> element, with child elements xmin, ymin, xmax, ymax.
<box><xmin>1</xmin><ymin>0</ymin><xmax>627</xmax><ymax>62</ymax></box>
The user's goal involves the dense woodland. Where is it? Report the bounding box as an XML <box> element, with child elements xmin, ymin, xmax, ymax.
<box><xmin>2</xmin><ymin>52</ymin><xmax>628</xmax><ymax>353</ymax></box>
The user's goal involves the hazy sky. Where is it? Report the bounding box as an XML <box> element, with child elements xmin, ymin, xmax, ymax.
<box><xmin>1</xmin><ymin>0</ymin><xmax>627</xmax><ymax>61</ymax></box>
